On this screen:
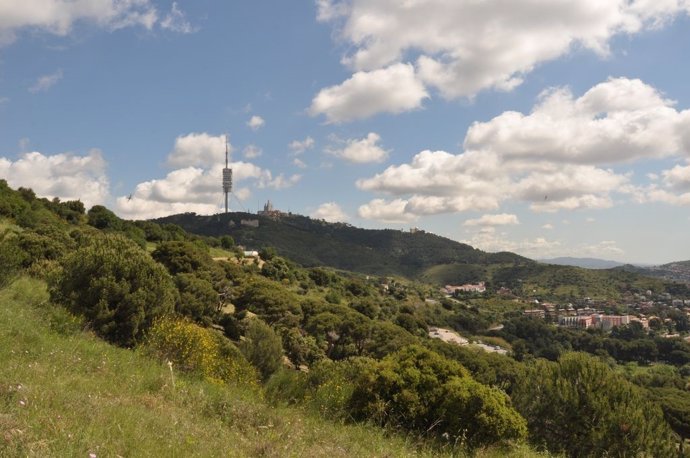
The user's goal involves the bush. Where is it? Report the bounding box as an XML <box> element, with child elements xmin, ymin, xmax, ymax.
<box><xmin>513</xmin><ymin>352</ymin><xmax>675</xmax><ymax>457</ymax></box>
<box><xmin>239</xmin><ymin>318</ymin><xmax>284</xmax><ymax>381</ymax></box>
<box><xmin>143</xmin><ymin>316</ymin><xmax>259</xmax><ymax>387</ymax></box>
<box><xmin>174</xmin><ymin>273</ymin><xmax>219</xmax><ymax>324</ymax></box>
<box><xmin>348</xmin><ymin>345</ymin><xmax>527</xmax><ymax>449</ymax></box>
<box><xmin>49</xmin><ymin>234</ymin><xmax>177</xmax><ymax>347</ymax></box>
<box><xmin>0</xmin><ymin>235</ymin><xmax>26</xmax><ymax>287</ymax></box>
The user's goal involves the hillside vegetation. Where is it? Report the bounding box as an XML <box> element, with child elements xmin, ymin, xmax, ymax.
<box><xmin>0</xmin><ymin>278</ymin><xmax>442</xmax><ymax>457</ymax></box>
<box><xmin>155</xmin><ymin>212</ymin><xmax>683</xmax><ymax>302</ymax></box>
<box><xmin>3</xmin><ymin>180</ymin><xmax>690</xmax><ymax>457</ymax></box>
<box><xmin>153</xmin><ymin>212</ymin><xmax>528</xmax><ymax>278</ymax></box>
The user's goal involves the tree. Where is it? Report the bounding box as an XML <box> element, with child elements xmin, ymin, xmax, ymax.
<box><xmin>239</xmin><ymin>318</ymin><xmax>284</xmax><ymax>381</ymax></box>
<box><xmin>220</xmin><ymin>235</ymin><xmax>235</xmax><ymax>249</ymax></box>
<box><xmin>49</xmin><ymin>234</ymin><xmax>177</xmax><ymax>347</ymax></box>
<box><xmin>234</xmin><ymin>278</ymin><xmax>302</xmax><ymax>328</ymax></box>
<box><xmin>174</xmin><ymin>273</ymin><xmax>219</xmax><ymax>324</ymax></box>
<box><xmin>348</xmin><ymin>345</ymin><xmax>527</xmax><ymax>449</ymax></box>
<box><xmin>650</xmin><ymin>387</ymin><xmax>690</xmax><ymax>454</ymax></box>
<box><xmin>87</xmin><ymin>205</ymin><xmax>121</xmax><ymax>230</ymax></box>
<box><xmin>512</xmin><ymin>352</ymin><xmax>676</xmax><ymax>457</ymax></box>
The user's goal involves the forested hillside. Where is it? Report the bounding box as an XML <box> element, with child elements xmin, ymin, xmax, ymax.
<box><xmin>3</xmin><ymin>180</ymin><xmax>690</xmax><ymax>457</ymax></box>
<box><xmin>153</xmin><ymin>212</ymin><xmax>528</xmax><ymax>278</ymax></box>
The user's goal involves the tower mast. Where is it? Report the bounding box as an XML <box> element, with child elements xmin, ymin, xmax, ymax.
<box><xmin>222</xmin><ymin>134</ymin><xmax>232</xmax><ymax>214</ymax></box>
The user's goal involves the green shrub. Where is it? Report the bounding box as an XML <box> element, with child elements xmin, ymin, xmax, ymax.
<box><xmin>0</xmin><ymin>235</ymin><xmax>26</xmax><ymax>287</ymax></box>
<box><xmin>143</xmin><ymin>316</ymin><xmax>259</xmax><ymax>387</ymax></box>
<box><xmin>513</xmin><ymin>352</ymin><xmax>675</xmax><ymax>457</ymax></box>
<box><xmin>239</xmin><ymin>318</ymin><xmax>284</xmax><ymax>381</ymax></box>
<box><xmin>174</xmin><ymin>273</ymin><xmax>219</xmax><ymax>324</ymax></box>
<box><xmin>49</xmin><ymin>234</ymin><xmax>177</xmax><ymax>347</ymax></box>
<box><xmin>348</xmin><ymin>345</ymin><xmax>527</xmax><ymax>449</ymax></box>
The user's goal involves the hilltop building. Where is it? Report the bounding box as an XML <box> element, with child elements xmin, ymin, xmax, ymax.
<box><xmin>258</xmin><ymin>200</ymin><xmax>285</xmax><ymax>218</ymax></box>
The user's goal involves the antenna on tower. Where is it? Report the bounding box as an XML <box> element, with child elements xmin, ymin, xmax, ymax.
<box><xmin>222</xmin><ymin>134</ymin><xmax>233</xmax><ymax>214</ymax></box>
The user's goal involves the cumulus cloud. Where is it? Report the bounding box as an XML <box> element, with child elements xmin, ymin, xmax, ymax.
<box><xmin>309</xmin><ymin>63</ymin><xmax>428</xmax><ymax>123</ymax></box>
<box><xmin>0</xmin><ymin>0</ymin><xmax>170</xmax><ymax>46</ymax></box>
<box><xmin>115</xmin><ymin>160</ymin><xmax>292</xmax><ymax>219</ymax></box>
<box><xmin>293</xmin><ymin>158</ymin><xmax>307</xmax><ymax>169</ymax></box>
<box><xmin>464</xmin><ymin>78</ymin><xmax>687</xmax><ymax>165</ymax></box>
<box><xmin>358</xmin><ymin>198</ymin><xmax>417</xmax><ymax>223</ymax></box>
<box><xmin>289</xmin><ymin>136</ymin><xmax>315</xmax><ymax>154</ymax></box>
<box><xmin>243</xmin><ymin>144</ymin><xmax>262</xmax><ymax>159</ymax></box>
<box><xmin>356</xmin><ymin>77</ymin><xmax>690</xmax><ymax>221</ymax></box>
<box><xmin>311</xmin><ymin>202</ymin><xmax>349</xmax><ymax>222</ymax></box>
<box><xmin>464</xmin><ymin>213</ymin><xmax>519</xmax><ymax>227</ymax></box>
<box><xmin>461</xmin><ymin>229</ymin><xmax>562</xmax><ymax>258</ymax></box>
<box><xmin>662</xmin><ymin>163</ymin><xmax>690</xmax><ymax>191</ymax></box>
<box><xmin>0</xmin><ymin>149</ymin><xmax>108</xmax><ymax>208</ymax></box>
<box><xmin>167</xmin><ymin>132</ymin><xmax>229</xmax><ymax>168</ymax></box>
<box><xmin>329</xmin><ymin>132</ymin><xmax>389</xmax><ymax>163</ymax></box>
<box><xmin>28</xmin><ymin>69</ymin><xmax>63</xmax><ymax>93</ymax></box>
<box><xmin>247</xmin><ymin>115</ymin><xmax>265</xmax><ymax>131</ymax></box>
<box><xmin>316</xmin><ymin>0</ymin><xmax>690</xmax><ymax>108</ymax></box>
<box><xmin>257</xmin><ymin>172</ymin><xmax>302</xmax><ymax>190</ymax></box>
<box><xmin>116</xmin><ymin>131</ymin><xmax>300</xmax><ymax>219</ymax></box>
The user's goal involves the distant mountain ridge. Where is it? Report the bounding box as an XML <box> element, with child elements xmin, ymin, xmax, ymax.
<box><xmin>616</xmin><ymin>261</ymin><xmax>690</xmax><ymax>284</ymax></box>
<box><xmin>153</xmin><ymin>212</ymin><xmax>530</xmax><ymax>278</ymax></box>
<box><xmin>539</xmin><ymin>257</ymin><xmax>625</xmax><ymax>269</ymax></box>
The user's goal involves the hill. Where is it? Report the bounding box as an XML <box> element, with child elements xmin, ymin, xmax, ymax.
<box><xmin>616</xmin><ymin>261</ymin><xmax>690</xmax><ymax>285</ymax></box>
<box><xmin>154</xmin><ymin>212</ymin><xmax>679</xmax><ymax>300</ymax></box>
<box><xmin>538</xmin><ymin>257</ymin><xmax>624</xmax><ymax>269</ymax></box>
<box><xmin>0</xmin><ymin>277</ymin><xmax>442</xmax><ymax>457</ymax></box>
<box><xmin>153</xmin><ymin>212</ymin><xmax>529</xmax><ymax>278</ymax></box>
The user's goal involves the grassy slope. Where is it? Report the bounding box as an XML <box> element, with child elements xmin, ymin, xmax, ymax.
<box><xmin>0</xmin><ymin>277</ymin><xmax>436</xmax><ymax>457</ymax></box>
<box><xmin>0</xmin><ymin>277</ymin><xmax>548</xmax><ymax>458</ymax></box>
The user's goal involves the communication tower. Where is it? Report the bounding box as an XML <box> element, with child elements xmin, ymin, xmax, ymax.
<box><xmin>222</xmin><ymin>134</ymin><xmax>232</xmax><ymax>213</ymax></box>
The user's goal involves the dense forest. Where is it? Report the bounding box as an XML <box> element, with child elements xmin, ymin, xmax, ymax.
<box><xmin>3</xmin><ymin>179</ymin><xmax>690</xmax><ymax>456</ymax></box>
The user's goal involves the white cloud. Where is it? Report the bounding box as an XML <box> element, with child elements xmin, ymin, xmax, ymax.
<box><xmin>234</xmin><ymin>187</ymin><xmax>251</xmax><ymax>201</ymax></box>
<box><xmin>0</xmin><ymin>149</ymin><xmax>108</xmax><ymax>208</ymax></box>
<box><xmin>247</xmin><ymin>115</ymin><xmax>265</xmax><ymax>131</ymax></box>
<box><xmin>309</xmin><ymin>63</ymin><xmax>428</xmax><ymax>123</ymax></box>
<box><xmin>317</xmin><ymin>0</ymin><xmax>690</xmax><ymax>103</ymax></box>
<box><xmin>461</xmin><ymin>230</ymin><xmax>562</xmax><ymax>259</ymax></box>
<box><xmin>311</xmin><ymin>202</ymin><xmax>349</xmax><ymax>222</ymax></box>
<box><xmin>28</xmin><ymin>69</ymin><xmax>63</xmax><ymax>93</ymax></box>
<box><xmin>662</xmin><ymin>163</ymin><xmax>690</xmax><ymax>191</ymax></box>
<box><xmin>542</xmin><ymin>223</ymin><xmax>554</xmax><ymax>230</ymax></box>
<box><xmin>0</xmin><ymin>0</ymin><xmax>160</xmax><ymax>46</ymax></box>
<box><xmin>293</xmin><ymin>158</ymin><xmax>307</xmax><ymax>169</ymax></box>
<box><xmin>329</xmin><ymin>132</ymin><xmax>389</xmax><ymax>163</ymax></box>
<box><xmin>464</xmin><ymin>78</ymin><xmax>688</xmax><ymax>165</ymax></box>
<box><xmin>115</xmin><ymin>160</ymin><xmax>284</xmax><ymax>219</ymax></box>
<box><xmin>258</xmin><ymin>173</ymin><xmax>301</xmax><ymax>190</ymax></box>
<box><xmin>243</xmin><ymin>144</ymin><xmax>262</xmax><ymax>159</ymax></box>
<box><xmin>160</xmin><ymin>2</ymin><xmax>195</xmax><ymax>34</ymax></box>
<box><xmin>464</xmin><ymin>213</ymin><xmax>519</xmax><ymax>227</ymax></box>
<box><xmin>116</xmin><ymin>128</ymin><xmax>299</xmax><ymax>219</ymax></box>
<box><xmin>289</xmin><ymin>136</ymin><xmax>315</xmax><ymax>154</ymax></box>
<box><xmin>358</xmin><ymin>198</ymin><xmax>417</xmax><ymax>223</ymax></box>
<box><xmin>356</xmin><ymin>77</ymin><xmax>690</xmax><ymax>221</ymax></box>
<box><xmin>167</xmin><ymin>132</ymin><xmax>229</xmax><ymax>168</ymax></box>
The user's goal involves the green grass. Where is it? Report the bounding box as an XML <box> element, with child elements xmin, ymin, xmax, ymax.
<box><xmin>209</xmin><ymin>246</ymin><xmax>236</xmax><ymax>258</ymax></box>
<box><xmin>0</xmin><ymin>277</ymin><xmax>549</xmax><ymax>457</ymax></box>
<box><xmin>0</xmin><ymin>278</ymin><xmax>426</xmax><ymax>457</ymax></box>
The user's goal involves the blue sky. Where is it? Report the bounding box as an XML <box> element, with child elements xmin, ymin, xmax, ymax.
<box><xmin>1</xmin><ymin>0</ymin><xmax>690</xmax><ymax>264</ymax></box>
